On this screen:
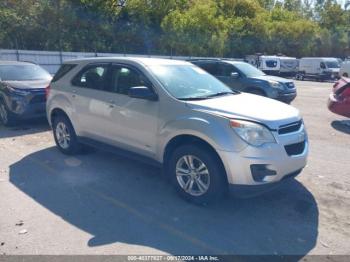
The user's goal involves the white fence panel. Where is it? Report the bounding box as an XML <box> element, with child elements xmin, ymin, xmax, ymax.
<box><xmin>1</xmin><ymin>49</ymin><xmax>240</xmax><ymax>74</ymax></box>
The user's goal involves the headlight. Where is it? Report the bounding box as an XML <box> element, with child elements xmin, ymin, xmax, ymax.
<box><xmin>5</xmin><ymin>85</ymin><xmax>30</xmax><ymax>96</ymax></box>
<box><xmin>230</xmin><ymin>119</ymin><xmax>276</xmax><ymax>147</ymax></box>
<box><xmin>268</xmin><ymin>81</ymin><xmax>284</xmax><ymax>89</ymax></box>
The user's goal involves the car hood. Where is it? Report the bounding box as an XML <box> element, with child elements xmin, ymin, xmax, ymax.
<box><xmin>250</xmin><ymin>75</ymin><xmax>292</xmax><ymax>83</ymax></box>
<box><xmin>186</xmin><ymin>93</ymin><xmax>300</xmax><ymax>130</ymax></box>
<box><xmin>4</xmin><ymin>79</ymin><xmax>51</xmax><ymax>90</ymax></box>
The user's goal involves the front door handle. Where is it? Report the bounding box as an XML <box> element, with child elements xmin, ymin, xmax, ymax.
<box><xmin>109</xmin><ymin>100</ymin><xmax>115</xmax><ymax>108</ymax></box>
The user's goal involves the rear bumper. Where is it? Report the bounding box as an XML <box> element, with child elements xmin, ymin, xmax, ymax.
<box><xmin>328</xmin><ymin>94</ymin><xmax>350</xmax><ymax>117</ymax></box>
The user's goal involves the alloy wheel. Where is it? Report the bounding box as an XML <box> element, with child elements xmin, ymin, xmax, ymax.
<box><xmin>176</xmin><ymin>155</ymin><xmax>210</xmax><ymax>196</ymax></box>
<box><xmin>55</xmin><ymin>122</ymin><xmax>71</xmax><ymax>149</ymax></box>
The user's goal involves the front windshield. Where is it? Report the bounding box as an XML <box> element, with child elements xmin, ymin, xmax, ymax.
<box><xmin>0</xmin><ymin>64</ymin><xmax>52</xmax><ymax>81</ymax></box>
<box><xmin>234</xmin><ymin>63</ymin><xmax>266</xmax><ymax>77</ymax></box>
<box><xmin>325</xmin><ymin>61</ymin><xmax>340</xmax><ymax>69</ymax></box>
<box><xmin>149</xmin><ymin>64</ymin><xmax>234</xmax><ymax>100</ymax></box>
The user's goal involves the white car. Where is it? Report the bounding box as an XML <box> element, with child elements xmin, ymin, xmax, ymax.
<box><xmin>46</xmin><ymin>57</ymin><xmax>308</xmax><ymax>204</ymax></box>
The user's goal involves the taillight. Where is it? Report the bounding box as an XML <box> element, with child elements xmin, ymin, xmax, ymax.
<box><xmin>45</xmin><ymin>85</ymin><xmax>51</xmax><ymax>99</ymax></box>
<box><xmin>340</xmin><ymin>87</ymin><xmax>350</xmax><ymax>97</ymax></box>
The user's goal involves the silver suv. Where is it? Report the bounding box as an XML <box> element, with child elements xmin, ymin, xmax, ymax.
<box><xmin>46</xmin><ymin>57</ymin><xmax>308</xmax><ymax>204</ymax></box>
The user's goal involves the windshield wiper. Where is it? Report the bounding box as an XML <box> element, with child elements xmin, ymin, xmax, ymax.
<box><xmin>178</xmin><ymin>91</ymin><xmax>239</xmax><ymax>101</ymax></box>
<box><xmin>178</xmin><ymin>97</ymin><xmax>210</xmax><ymax>101</ymax></box>
<box><xmin>204</xmin><ymin>91</ymin><xmax>238</xmax><ymax>98</ymax></box>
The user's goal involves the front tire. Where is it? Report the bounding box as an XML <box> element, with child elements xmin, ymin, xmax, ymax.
<box><xmin>0</xmin><ymin>100</ymin><xmax>16</xmax><ymax>126</ymax></box>
<box><xmin>167</xmin><ymin>144</ymin><xmax>227</xmax><ymax>205</ymax></box>
<box><xmin>52</xmin><ymin>115</ymin><xmax>81</xmax><ymax>155</ymax></box>
<box><xmin>296</xmin><ymin>73</ymin><xmax>304</xmax><ymax>81</ymax></box>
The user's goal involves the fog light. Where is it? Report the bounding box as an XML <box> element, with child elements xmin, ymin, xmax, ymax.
<box><xmin>250</xmin><ymin>164</ymin><xmax>277</xmax><ymax>182</ymax></box>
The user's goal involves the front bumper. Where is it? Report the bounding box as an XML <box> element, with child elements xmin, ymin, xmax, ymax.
<box><xmin>321</xmin><ymin>72</ymin><xmax>339</xmax><ymax>80</ymax></box>
<box><xmin>228</xmin><ymin>169</ymin><xmax>302</xmax><ymax>197</ymax></box>
<box><xmin>217</xmin><ymin>124</ymin><xmax>308</xmax><ymax>190</ymax></box>
<box><xmin>15</xmin><ymin>102</ymin><xmax>47</xmax><ymax>119</ymax></box>
<box><xmin>276</xmin><ymin>91</ymin><xmax>297</xmax><ymax>103</ymax></box>
<box><xmin>6</xmin><ymin>93</ymin><xmax>46</xmax><ymax>119</ymax></box>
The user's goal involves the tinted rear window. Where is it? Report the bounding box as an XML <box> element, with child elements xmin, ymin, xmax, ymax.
<box><xmin>52</xmin><ymin>64</ymin><xmax>77</xmax><ymax>82</ymax></box>
<box><xmin>195</xmin><ymin>62</ymin><xmax>219</xmax><ymax>75</ymax></box>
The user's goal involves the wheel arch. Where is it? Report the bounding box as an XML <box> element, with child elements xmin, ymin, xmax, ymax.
<box><xmin>163</xmin><ymin>134</ymin><xmax>228</xmax><ymax>183</ymax></box>
<box><xmin>50</xmin><ymin>108</ymin><xmax>72</xmax><ymax>127</ymax></box>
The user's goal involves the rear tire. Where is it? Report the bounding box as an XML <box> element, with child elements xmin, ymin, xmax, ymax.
<box><xmin>343</xmin><ymin>73</ymin><xmax>348</xmax><ymax>78</ymax></box>
<box><xmin>167</xmin><ymin>144</ymin><xmax>227</xmax><ymax>205</ymax></box>
<box><xmin>0</xmin><ymin>100</ymin><xmax>16</xmax><ymax>126</ymax></box>
<box><xmin>52</xmin><ymin>115</ymin><xmax>81</xmax><ymax>155</ymax></box>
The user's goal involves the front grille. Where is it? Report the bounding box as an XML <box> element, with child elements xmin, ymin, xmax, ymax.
<box><xmin>278</xmin><ymin>120</ymin><xmax>302</xmax><ymax>134</ymax></box>
<box><xmin>284</xmin><ymin>141</ymin><xmax>305</xmax><ymax>156</ymax></box>
<box><xmin>30</xmin><ymin>94</ymin><xmax>46</xmax><ymax>104</ymax></box>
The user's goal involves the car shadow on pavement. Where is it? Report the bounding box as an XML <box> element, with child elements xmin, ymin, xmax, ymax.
<box><xmin>9</xmin><ymin>146</ymin><xmax>318</xmax><ymax>256</ymax></box>
<box><xmin>331</xmin><ymin>120</ymin><xmax>350</xmax><ymax>135</ymax></box>
<box><xmin>0</xmin><ymin>118</ymin><xmax>50</xmax><ymax>139</ymax></box>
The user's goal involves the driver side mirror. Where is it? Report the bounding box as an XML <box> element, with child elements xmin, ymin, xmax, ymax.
<box><xmin>231</xmin><ymin>72</ymin><xmax>239</xmax><ymax>79</ymax></box>
<box><xmin>128</xmin><ymin>86</ymin><xmax>158</xmax><ymax>101</ymax></box>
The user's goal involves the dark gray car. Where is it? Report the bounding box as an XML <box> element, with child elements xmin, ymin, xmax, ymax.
<box><xmin>190</xmin><ymin>59</ymin><xmax>297</xmax><ymax>103</ymax></box>
<box><xmin>0</xmin><ymin>61</ymin><xmax>52</xmax><ymax>126</ymax></box>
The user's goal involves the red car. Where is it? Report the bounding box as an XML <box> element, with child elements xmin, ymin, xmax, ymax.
<box><xmin>328</xmin><ymin>77</ymin><xmax>350</xmax><ymax>117</ymax></box>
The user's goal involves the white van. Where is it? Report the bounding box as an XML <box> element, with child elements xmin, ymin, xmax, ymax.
<box><xmin>246</xmin><ymin>55</ymin><xmax>298</xmax><ymax>76</ymax></box>
<box><xmin>245</xmin><ymin>55</ymin><xmax>280</xmax><ymax>75</ymax></box>
<box><xmin>297</xmin><ymin>57</ymin><xmax>340</xmax><ymax>81</ymax></box>
<box><xmin>279</xmin><ymin>56</ymin><xmax>299</xmax><ymax>76</ymax></box>
<box><xmin>340</xmin><ymin>60</ymin><xmax>350</xmax><ymax>77</ymax></box>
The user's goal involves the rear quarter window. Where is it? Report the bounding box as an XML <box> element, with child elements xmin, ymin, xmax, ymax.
<box><xmin>52</xmin><ymin>64</ymin><xmax>77</xmax><ymax>82</ymax></box>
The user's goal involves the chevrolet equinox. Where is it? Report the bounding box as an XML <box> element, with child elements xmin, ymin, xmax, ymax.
<box><xmin>46</xmin><ymin>58</ymin><xmax>308</xmax><ymax>204</ymax></box>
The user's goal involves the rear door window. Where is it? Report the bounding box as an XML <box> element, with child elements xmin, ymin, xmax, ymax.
<box><xmin>217</xmin><ymin>63</ymin><xmax>238</xmax><ymax>77</ymax></box>
<box><xmin>198</xmin><ymin>62</ymin><xmax>219</xmax><ymax>76</ymax></box>
<box><xmin>72</xmin><ymin>64</ymin><xmax>109</xmax><ymax>90</ymax></box>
